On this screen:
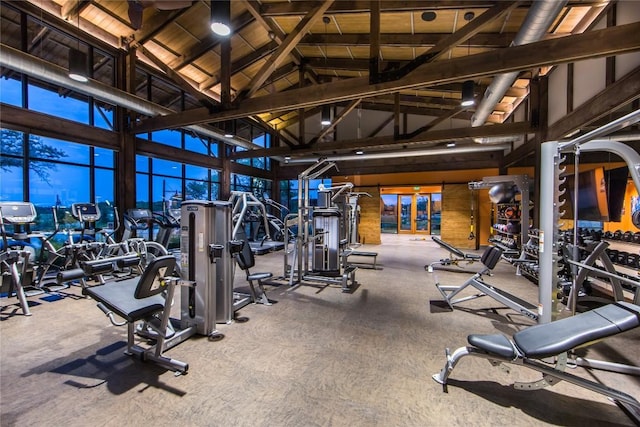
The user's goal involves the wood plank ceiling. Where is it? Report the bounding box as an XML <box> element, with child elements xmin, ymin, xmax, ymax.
<box><xmin>3</xmin><ymin>0</ymin><xmax>637</xmax><ymax>174</ymax></box>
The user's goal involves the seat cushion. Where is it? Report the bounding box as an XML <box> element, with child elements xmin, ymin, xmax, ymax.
<box><xmin>86</xmin><ymin>278</ymin><xmax>165</xmax><ymax>323</ymax></box>
<box><xmin>468</xmin><ymin>334</ymin><xmax>517</xmax><ymax>359</ymax></box>
<box><xmin>513</xmin><ymin>302</ymin><xmax>640</xmax><ymax>359</ymax></box>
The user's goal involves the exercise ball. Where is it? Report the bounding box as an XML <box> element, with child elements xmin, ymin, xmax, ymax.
<box><xmin>488</xmin><ymin>183</ymin><xmax>517</xmax><ymax>204</ymax></box>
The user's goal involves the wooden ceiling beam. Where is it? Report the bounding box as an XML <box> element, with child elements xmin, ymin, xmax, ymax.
<box><xmin>367</xmin><ymin>114</ymin><xmax>394</xmax><ymax>138</ymax></box>
<box><xmin>241</xmin><ymin>0</ymin><xmax>321</xmax><ymax>86</ymax></box>
<box><xmin>377</xmin><ymin>0</ymin><xmax>519</xmax><ymax>81</ymax></box>
<box><xmin>60</xmin><ymin>0</ymin><xmax>90</xmax><ymax>21</ymax></box>
<box><xmin>311</xmin><ymin>98</ymin><xmax>361</xmax><ymax>144</ymax></box>
<box><xmin>504</xmin><ymin>68</ymin><xmax>640</xmax><ymax>168</ymax></box>
<box><xmin>261</xmin><ymin>1</ymin><xmax>498</xmax><ymax>16</ymax></box>
<box><xmin>258</xmin><ymin>0</ymin><xmax>601</xmax><ymax>16</ymax></box>
<box><xmin>300</xmin><ymin>32</ymin><xmax>518</xmax><ymax>48</ymax></box>
<box><xmin>132</xmin><ymin>8</ymin><xmax>193</xmax><ymax>45</ymax></box>
<box><xmin>136</xmin><ymin>43</ymin><xmax>215</xmax><ymax>109</ymax></box>
<box><xmin>170</xmin><ymin>11</ymin><xmax>256</xmax><ymax>69</ymax></box>
<box><xmin>198</xmin><ymin>40</ymin><xmax>279</xmax><ymax>91</ymax></box>
<box><xmin>547</xmin><ymin>65</ymin><xmax>640</xmax><ymax>140</ymax></box>
<box><xmin>134</xmin><ymin>22</ymin><xmax>640</xmax><ymax>132</ymax></box>
<box><xmin>406</xmin><ymin>106</ymin><xmax>468</xmax><ymax>137</ymax></box>
<box><xmin>229</xmin><ymin>121</ymin><xmax>532</xmax><ymax>159</ymax></box>
<box><xmin>237</xmin><ymin>0</ymin><xmax>334</xmax><ymax>100</ymax></box>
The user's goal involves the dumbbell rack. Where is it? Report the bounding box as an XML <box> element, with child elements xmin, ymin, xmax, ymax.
<box><xmin>490</xmin><ymin>202</ymin><xmax>522</xmax><ymax>256</ymax></box>
<box><xmin>599</xmin><ymin>231</ymin><xmax>640</xmax><ymax>302</ymax></box>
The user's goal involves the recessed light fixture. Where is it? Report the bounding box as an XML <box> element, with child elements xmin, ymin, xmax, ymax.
<box><xmin>447</xmin><ymin>142</ymin><xmax>456</xmax><ymax>148</ymax></box>
<box><xmin>355</xmin><ymin>150</ymin><xmax>364</xmax><ymax>155</ymax></box>
<box><xmin>464</xmin><ymin>12</ymin><xmax>475</xmax><ymax>21</ymax></box>
<box><xmin>421</xmin><ymin>11</ymin><xmax>437</xmax><ymax>22</ymax></box>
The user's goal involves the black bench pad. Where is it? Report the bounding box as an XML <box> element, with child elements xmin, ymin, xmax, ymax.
<box><xmin>85</xmin><ymin>278</ymin><xmax>165</xmax><ymax>323</ymax></box>
<box><xmin>467</xmin><ymin>302</ymin><xmax>640</xmax><ymax>360</ymax></box>
<box><xmin>468</xmin><ymin>334</ymin><xmax>517</xmax><ymax>359</ymax></box>
<box><xmin>513</xmin><ymin>302</ymin><xmax>640</xmax><ymax>359</ymax></box>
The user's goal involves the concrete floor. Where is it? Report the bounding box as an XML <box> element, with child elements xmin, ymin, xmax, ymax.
<box><xmin>1</xmin><ymin>234</ymin><xmax>639</xmax><ymax>426</ymax></box>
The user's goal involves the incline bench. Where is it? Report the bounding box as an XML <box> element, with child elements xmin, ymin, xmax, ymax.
<box><xmin>426</xmin><ymin>237</ymin><xmax>481</xmax><ymax>272</ymax></box>
<box><xmin>433</xmin><ymin>301</ymin><xmax>640</xmax><ymax>423</ymax></box>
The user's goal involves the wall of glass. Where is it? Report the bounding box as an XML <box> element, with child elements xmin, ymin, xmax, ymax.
<box><xmin>1</xmin><ymin>128</ymin><xmax>115</xmax><ymax>232</ymax></box>
<box><xmin>279</xmin><ymin>178</ymin><xmax>332</xmax><ymax>214</ymax></box>
<box><xmin>230</xmin><ymin>122</ymin><xmax>271</xmax><ymax>171</ymax></box>
<box><xmin>230</xmin><ymin>174</ymin><xmax>272</xmax><ymax>198</ymax></box>
<box><xmin>135</xmin><ymin>155</ymin><xmax>221</xmax><ymax>213</ymax></box>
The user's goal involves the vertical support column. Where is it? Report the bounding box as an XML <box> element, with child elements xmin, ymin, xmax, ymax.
<box><xmin>298</xmin><ymin>64</ymin><xmax>306</xmax><ymax>145</ymax></box>
<box><xmin>116</xmin><ymin>49</ymin><xmax>137</xmax><ymax>214</ymax></box>
<box><xmin>606</xmin><ymin>3</ymin><xmax>616</xmax><ymax>87</ymax></box>
<box><xmin>566</xmin><ymin>63</ymin><xmax>574</xmax><ymax>113</ymax></box>
<box><xmin>530</xmin><ymin>75</ymin><xmax>548</xmax><ymax>229</ymax></box>
<box><xmin>368</xmin><ymin>0</ymin><xmax>380</xmax><ymax>84</ymax></box>
<box><xmin>393</xmin><ymin>92</ymin><xmax>400</xmax><ymax>139</ymax></box>
<box><xmin>221</xmin><ymin>148</ymin><xmax>231</xmax><ymax>200</ymax></box>
<box><xmin>538</xmin><ymin>141</ymin><xmax>561</xmax><ymax>323</ymax></box>
<box><xmin>220</xmin><ymin>35</ymin><xmax>231</xmax><ymax>108</ymax></box>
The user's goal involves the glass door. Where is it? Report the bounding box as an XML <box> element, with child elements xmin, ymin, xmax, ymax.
<box><xmin>430</xmin><ymin>193</ymin><xmax>442</xmax><ymax>235</ymax></box>
<box><xmin>380</xmin><ymin>192</ymin><xmax>442</xmax><ymax>235</ymax></box>
<box><xmin>415</xmin><ymin>194</ymin><xmax>430</xmax><ymax>233</ymax></box>
<box><xmin>399</xmin><ymin>195</ymin><xmax>413</xmax><ymax>233</ymax></box>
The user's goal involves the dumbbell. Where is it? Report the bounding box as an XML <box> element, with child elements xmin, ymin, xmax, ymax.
<box><xmin>613</xmin><ymin>230</ymin><xmax>623</xmax><ymax>240</ymax></box>
<box><xmin>626</xmin><ymin>253</ymin><xmax>640</xmax><ymax>269</ymax></box>
<box><xmin>617</xmin><ymin>251</ymin><xmax>630</xmax><ymax>266</ymax></box>
<box><xmin>604</xmin><ymin>231</ymin><xmax>613</xmax><ymax>239</ymax></box>
<box><xmin>623</xmin><ymin>231</ymin><xmax>633</xmax><ymax>242</ymax></box>
<box><xmin>607</xmin><ymin>249</ymin><xmax>619</xmax><ymax>263</ymax></box>
<box><xmin>633</xmin><ymin>232</ymin><xmax>640</xmax><ymax>244</ymax></box>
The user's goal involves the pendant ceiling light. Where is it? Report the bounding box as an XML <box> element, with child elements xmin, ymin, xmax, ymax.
<box><xmin>210</xmin><ymin>0</ymin><xmax>231</xmax><ymax>36</ymax></box>
<box><xmin>68</xmin><ymin>1</ymin><xmax>88</xmax><ymax>83</ymax></box>
<box><xmin>68</xmin><ymin>48</ymin><xmax>88</xmax><ymax>82</ymax></box>
<box><xmin>461</xmin><ymin>80</ymin><xmax>475</xmax><ymax>107</ymax></box>
<box><xmin>321</xmin><ymin>105</ymin><xmax>331</xmax><ymax>126</ymax></box>
<box><xmin>223</xmin><ymin>120</ymin><xmax>235</xmax><ymax>137</ymax></box>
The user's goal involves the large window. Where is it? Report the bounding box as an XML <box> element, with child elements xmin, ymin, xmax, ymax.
<box><xmin>230</xmin><ymin>122</ymin><xmax>272</xmax><ymax>171</ymax></box>
<box><xmin>1</xmin><ymin>129</ymin><xmax>115</xmax><ymax>231</ymax></box>
<box><xmin>135</xmin><ymin>154</ymin><xmax>221</xmax><ymax>212</ymax></box>
<box><xmin>0</xmin><ymin>75</ymin><xmax>22</xmax><ymax>107</ymax></box>
<box><xmin>279</xmin><ymin>178</ymin><xmax>332</xmax><ymax>214</ymax></box>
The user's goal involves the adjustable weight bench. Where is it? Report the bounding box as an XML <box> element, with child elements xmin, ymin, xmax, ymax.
<box><xmin>434</xmin><ymin>245</ymin><xmax>539</xmax><ymax>321</ymax></box>
<box><xmin>426</xmin><ymin>237</ymin><xmax>481</xmax><ymax>273</ymax></box>
<box><xmin>433</xmin><ymin>302</ymin><xmax>640</xmax><ymax>423</ymax></box>
<box><xmin>85</xmin><ymin>255</ymin><xmax>190</xmax><ymax>374</ymax></box>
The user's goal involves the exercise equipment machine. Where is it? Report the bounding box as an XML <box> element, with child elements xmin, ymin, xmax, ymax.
<box><xmin>180</xmin><ymin>200</ymin><xmax>269</xmax><ymax>326</ymax></box>
<box><xmin>469</xmin><ymin>175</ymin><xmax>531</xmax><ymax>259</ymax></box>
<box><xmin>0</xmin><ymin>201</ymin><xmax>48</xmax><ymax>296</ymax></box>
<box><xmin>433</xmin><ymin>301</ymin><xmax>640</xmax><ymax>424</ymax></box>
<box><xmin>426</xmin><ymin>237</ymin><xmax>481</xmax><ymax>273</ymax></box>
<box><xmin>233</xmin><ymin>238</ymin><xmax>272</xmax><ymax>306</ymax></box>
<box><xmin>434</xmin><ymin>245</ymin><xmax>539</xmax><ymax>321</ymax></box>
<box><xmin>229</xmin><ymin>191</ymin><xmax>284</xmax><ymax>255</ymax></box>
<box><xmin>84</xmin><ymin>200</ymin><xmax>244</xmax><ymax>372</ymax></box>
<box><xmin>0</xmin><ymin>203</ymin><xmax>34</xmax><ymax>315</ymax></box>
<box><xmin>285</xmin><ymin>160</ymin><xmax>358</xmax><ymax>292</ymax></box>
<box><xmin>319</xmin><ymin>183</ymin><xmax>378</xmax><ymax>270</ymax></box>
<box><xmin>538</xmin><ymin>109</ymin><xmax>640</xmax><ymax>322</ymax></box>
<box><xmin>86</xmin><ymin>255</ymin><xmax>192</xmax><ymax>373</ymax></box>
